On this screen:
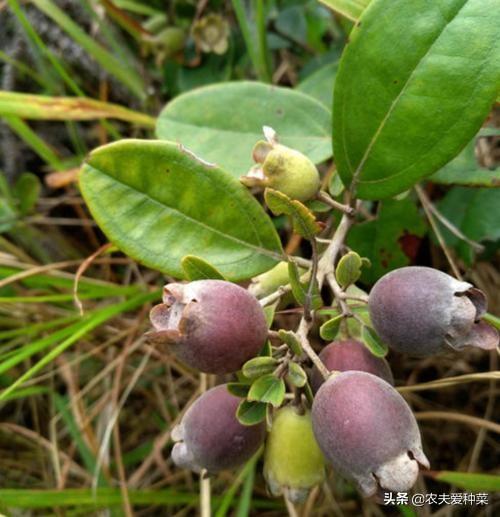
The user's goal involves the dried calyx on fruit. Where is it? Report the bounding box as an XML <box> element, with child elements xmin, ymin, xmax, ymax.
<box><xmin>172</xmin><ymin>385</ymin><xmax>266</xmax><ymax>473</ymax></box>
<box><xmin>147</xmin><ymin>279</ymin><xmax>268</xmax><ymax>374</ymax></box>
<box><xmin>310</xmin><ymin>339</ymin><xmax>394</xmax><ymax>392</ymax></box>
<box><xmin>312</xmin><ymin>371</ymin><xmax>429</xmax><ymax>497</ymax></box>
<box><xmin>264</xmin><ymin>406</ymin><xmax>325</xmax><ymax>503</ymax></box>
<box><xmin>241</xmin><ymin>127</ymin><xmax>320</xmax><ymax>202</ymax></box>
<box><xmin>369</xmin><ymin>266</ymin><xmax>498</xmax><ymax>356</ymax></box>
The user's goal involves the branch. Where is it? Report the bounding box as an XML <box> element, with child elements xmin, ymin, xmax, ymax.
<box><xmin>296</xmin><ymin>317</ymin><xmax>330</xmax><ymax>380</ymax></box>
<box><xmin>316</xmin><ymin>191</ymin><xmax>356</xmax><ymax>216</ymax></box>
<box><xmin>317</xmin><ymin>209</ymin><xmax>356</xmax><ymax>288</ymax></box>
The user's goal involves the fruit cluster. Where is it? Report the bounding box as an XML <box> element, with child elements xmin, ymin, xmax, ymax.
<box><xmin>148</xmin><ymin>265</ymin><xmax>498</xmax><ymax>500</ymax></box>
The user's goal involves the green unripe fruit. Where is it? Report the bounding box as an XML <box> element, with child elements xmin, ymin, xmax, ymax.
<box><xmin>249</xmin><ymin>261</ymin><xmax>306</xmax><ymax>299</ymax></box>
<box><xmin>264</xmin><ymin>406</ymin><xmax>325</xmax><ymax>503</ymax></box>
<box><xmin>241</xmin><ymin>136</ymin><xmax>321</xmax><ymax>202</ymax></box>
<box><xmin>263</xmin><ymin>144</ymin><xmax>320</xmax><ymax>202</ymax></box>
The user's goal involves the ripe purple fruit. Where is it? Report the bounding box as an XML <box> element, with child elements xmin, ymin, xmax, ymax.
<box><xmin>147</xmin><ymin>280</ymin><xmax>268</xmax><ymax>374</ymax></box>
<box><xmin>310</xmin><ymin>339</ymin><xmax>394</xmax><ymax>392</ymax></box>
<box><xmin>312</xmin><ymin>371</ymin><xmax>429</xmax><ymax>497</ymax></box>
<box><xmin>171</xmin><ymin>385</ymin><xmax>266</xmax><ymax>472</ymax></box>
<box><xmin>369</xmin><ymin>266</ymin><xmax>498</xmax><ymax>356</ymax></box>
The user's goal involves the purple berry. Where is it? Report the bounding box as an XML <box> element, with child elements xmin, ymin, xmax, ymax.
<box><xmin>171</xmin><ymin>385</ymin><xmax>266</xmax><ymax>473</ymax></box>
<box><xmin>310</xmin><ymin>339</ymin><xmax>394</xmax><ymax>392</ymax></box>
<box><xmin>312</xmin><ymin>371</ymin><xmax>429</xmax><ymax>497</ymax></box>
<box><xmin>147</xmin><ymin>280</ymin><xmax>268</xmax><ymax>374</ymax></box>
<box><xmin>369</xmin><ymin>267</ymin><xmax>498</xmax><ymax>356</ymax></box>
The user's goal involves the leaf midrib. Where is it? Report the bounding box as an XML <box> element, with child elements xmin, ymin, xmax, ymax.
<box><xmin>349</xmin><ymin>0</ymin><xmax>470</xmax><ymax>188</ymax></box>
<box><xmin>85</xmin><ymin>164</ymin><xmax>284</xmax><ymax>263</ymax></box>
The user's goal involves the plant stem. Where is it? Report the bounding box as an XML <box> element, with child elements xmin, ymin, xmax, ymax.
<box><xmin>200</xmin><ymin>373</ymin><xmax>211</xmax><ymax>517</ymax></box>
<box><xmin>317</xmin><ymin>210</ymin><xmax>355</xmax><ymax>288</ymax></box>
<box><xmin>483</xmin><ymin>312</ymin><xmax>500</xmax><ymax>330</ymax></box>
<box><xmin>296</xmin><ymin>318</ymin><xmax>329</xmax><ymax>380</ymax></box>
<box><xmin>303</xmin><ymin>239</ymin><xmax>319</xmax><ymax>320</ymax></box>
<box><xmin>231</xmin><ymin>0</ymin><xmax>270</xmax><ymax>82</ymax></box>
<box><xmin>316</xmin><ymin>191</ymin><xmax>355</xmax><ymax>215</ymax></box>
<box><xmin>326</xmin><ymin>272</ymin><xmax>351</xmax><ymax>316</ymax></box>
<box><xmin>259</xmin><ymin>284</ymin><xmax>292</xmax><ymax>307</ymax></box>
<box><xmin>254</xmin><ymin>0</ymin><xmax>272</xmax><ymax>82</ymax></box>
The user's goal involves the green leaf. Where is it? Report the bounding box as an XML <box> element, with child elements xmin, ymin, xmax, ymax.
<box><xmin>13</xmin><ymin>172</ymin><xmax>41</xmax><ymax>215</ymax></box>
<box><xmin>333</xmin><ymin>0</ymin><xmax>500</xmax><ymax>199</ymax></box>
<box><xmin>319</xmin><ymin>315</ymin><xmax>343</xmax><ymax>341</ymax></box>
<box><xmin>437</xmin><ymin>187</ymin><xmax>500</xmax><ymax>265</ymax></box>
<box><xmin>297</xmin><ymin>61</ymin><xmax>339</xmax><ymax>108</ymax></box>
<box><xmin>286</xmin><ymin>362</ymin><xmax>307</xmax><ymax>388</ymax></box>
<box><xmin>0</xmin><ymin>91</ymin><xmax>155</xmax><ymax>126</ymax></box>
<box><xmin>335</xmin><ymin>251</ymin><xmax>362</xmax><ymax>288</ymax></box>
<box><xmin>242</xmin><ymin>357</ymin><xmax>279</xmax><ymax>379</ymax></box>
<box><xmin>432</xmin><ymin>471</ymin><xmax>500</xmax><ymax>492</ymax></box>
<box><xmin>248</xmin><ymin>374</ymin><xmax>286</xmax><ymax>407</ymax></box>
<box><xmin>431</xmin><ymin>135</ymin><xmax>500</xmax><ymax>187</ymax></box>
<box><xmin>278</xmin><ymin>329</ymin><xmax>303</xmax><ymax>356</ymax></box>
<box><xmin>156</xmin><ymin>82</ymin><xmax>332</xmax><ymax>178</ymax></box>
<box><xmin>346</xmin><ymin>198</ymin><xmax>427</xmax><ymax>283</ymax></box>
<box><xmin>319</xmin><ymin>0</ymin><xmax>370</xmax><ymax>21</ymax></box>
<box><xmin>264</xmin><ymin>188</ymin><xmax>321</xmax><ymax>239</ymax></box>
<box><xmin>263</xmin><ymin>303</ymin><xmax>278</xmax><ymax>328</ymax></box>
<box><xmin>236</xmin><ymin>399</ymin><xmax>268</xmax><ymax>426</ymax></box>
<box><xmin>361</xmin><ymin>326</ymin><xmax>388</xmax><ymax>357</ymax></box>
<box><xmin>288</xmin><ymin>261</ymin><xmax>323</xmax><ymax>309</ymax></box>
<box><xmin>181</xmin><ymin>255</ymin><xmax>226</xmax><ymax>280</ymax></box>
<box><xmin>329</xmin><ymin>172</ymin><xmax>345</xmax><ymax>197</ymax></box>
<box><xmin>227</xmin><ymin>383</ymin><xmax>251</xmax><ymax>398</ymax></box>
<box><xmin>79</xmin><ymin>140</ymin><xmax>283</xmax><ymax>281</ymax></box>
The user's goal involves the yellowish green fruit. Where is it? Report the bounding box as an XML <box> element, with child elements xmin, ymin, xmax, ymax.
<box><xmin>263</xmin><ymin>144</ymin><xmax>320</xmax><ymax>202</ymax></box>
<box><xmin>241</xmin><ymin>139</ymin><xmax>320</xmax><ymax>202</ymax></box>
<box><xmin>249</xmin><ymin>262</ymin><xmax>291</xmax><ymax>298</ymax></box>
<box><xmin>264</xmin><ymin>406</ymin><xmax>325</xmax><ymax>502</ymax></box>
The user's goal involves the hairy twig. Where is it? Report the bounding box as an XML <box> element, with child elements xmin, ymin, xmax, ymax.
<box><xmin>326</xmin><ymin>272</ymin><xmax>352</xmax><ymax>316</ymax></box>
<box><xmin>296</xmin><ymin>317</ymin><xmax>329</xmax><ymax>380</ymax></box>
<box><xmin>317</xmin><ymin>209</ymin><xmax>356</xmax><ymax>288</ymax></box>
<box><xmin>259</xmin><ymin>284</ymin><xmax>292</xmax><ymax>307</ymax></box>
<box><xmin>316</xmin><ymin>191</ymin><xmax>356</xmax><ymax>216</ymax></box>
<box><xmin>303</xmin><ymin>239</ymin><xmax>319</xmax><ymax>321</ymax></box>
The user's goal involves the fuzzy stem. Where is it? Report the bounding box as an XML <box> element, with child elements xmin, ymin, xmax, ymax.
<box><xmin>296</xmin><ymin>318</ymin><xmax>329</xmax><ymax>380</ymax></box>
<box><xmin>316</xmin><ymin>191</ymin><xmax>356</xmax><ymax>215</ymax></box>
<box><xmin>317</xmin><ymin>210</ymin><xmax>355</xmax><ymax>288</ymax></box>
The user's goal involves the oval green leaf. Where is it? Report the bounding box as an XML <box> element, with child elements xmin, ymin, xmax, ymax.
<box><xmin>236</xmin><ymin>399</ymin><xmax>267</xmax><ymax>426</ymax></box>
<box><xmin>181</xmin><ymin>255</ymin><xmax>226</xmax><ymax>281</ymax></box>
<box><xmin>242</xmin><ymin>357</ymin><xmax>279</xmax><ymax>380</ymax></box>
<box><xmin>361</xmin><ymin>325</ymin><xmax>388</xmax><ymax>357</ymax></box>
<box><xmin>333</xmin><ymin>0</ymin><xmax>500</xmax><ymax>199</ymax></box>
<box><xmin>335</xmin><ymin>251</ymin><xmax>362</xmax><ymax>288</ymax></box>
<box><xmin>286</xmin><ymin>362</ymin><xmax>308</xmax><ymax>388</ymax></box>
<box><xmin>248</xmin><ymin>374</ymin><xmax>286</xmax><ymax>408</ymax></box>
<box><xmin>319</xmin><ymin>315</ymin><xmax>343</xmax><ymax>341</ymax></box>
<box><xmin>278</xmin><ymin>329</ymin><xmax>303</xmax><ymax>357</ymax></box>
<box><xmin>156</xmin><ymin>82</ymin><xmax>332</xmax><ymax>178</ymax></box>
<box><xmin>80</xmin><ymin>139</ymin><xmax>283</xmax><ymax>281</ymax></box>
